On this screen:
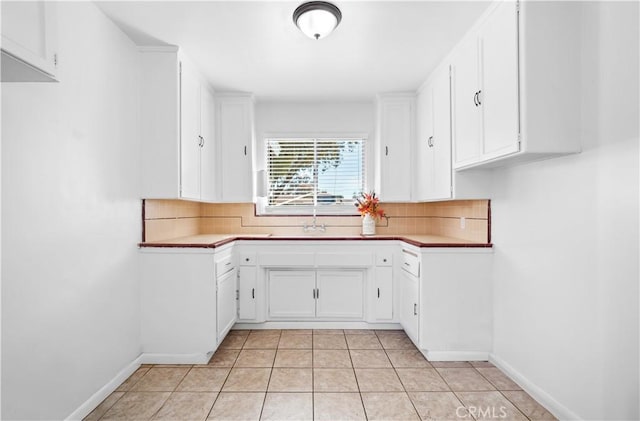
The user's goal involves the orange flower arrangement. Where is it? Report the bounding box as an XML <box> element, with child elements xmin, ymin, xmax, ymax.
<box><xmin>355</xmin><ymin>191</ymin><xmax>386</xmax><ymax>220</ymax></box>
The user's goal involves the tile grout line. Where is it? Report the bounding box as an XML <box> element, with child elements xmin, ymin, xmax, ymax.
<box><xmin>377</xmin><ymin>331</ymin><xmax>423</xmax><ymax>420</ymax></box>
<box><xmin>143</xmin><ymin>365</ymin><xmax>192</xmax><ymax>421</ymax></box>
<box><xmin>346</xmin><ymin>337</ymin><xmax>369</xmax><ymax>421</ymax></box>
<box><xmin>257</xmin><ymin>330</ymin><xmax>281</xmax><ymax>420</ymax></box>
<box><xmin>311</xmin><ymin>333</ymin><xmax>315</xmax><ymax>420</ymax></box>
<box><xmin>204</xmin><ymin>356</ymin><xmax>237</xmax><ymax>420</ymax></box>
<box><xmin>471</xmin><ymin>366</ymin><xmax>532</xmax><ymax>421</ymax></box>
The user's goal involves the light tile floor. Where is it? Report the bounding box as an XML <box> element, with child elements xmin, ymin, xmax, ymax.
<box><xmin>85</xmin><ymin>329</ymin><xmax>557</xmax><ymax>420</ymax></box>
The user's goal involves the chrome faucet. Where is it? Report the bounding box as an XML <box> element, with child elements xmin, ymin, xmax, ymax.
<box><xmin>303</xmin><ymin>208</ymin><xmax>326</xmax><ymax>233</ymax></box>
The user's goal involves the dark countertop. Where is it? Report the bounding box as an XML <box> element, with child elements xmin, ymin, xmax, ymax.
<box><xmin>139</xmin><ymin>234</ymin><xmax>492</xmax><ymax>249</ymax></box>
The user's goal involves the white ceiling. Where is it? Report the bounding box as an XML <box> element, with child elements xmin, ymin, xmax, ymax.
<box><xmin>96</xmin><ymin>1</ymin><xmax>490</xmax><ymax>101</ymax></box>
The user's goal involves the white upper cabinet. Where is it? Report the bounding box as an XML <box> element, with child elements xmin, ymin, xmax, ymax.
<box><xmin>375</xmin><ymin>94</ymin><xmax>414</xmax><ymax>202</ymax></box>
<box><xmin>180</xmin><ymin>59</ymin><xmax>203</xmax><ymax>200</ymax></box>
<box><xmin>1</xmin><ymin>1</ymin><xmax>58</xmax><ymax>82</ymax></box>
<box><xmin>414</xmin><ymin>65</ymin><xmax>453</xmax><ymax>202</ymax></box>
<box><xmin>180</xmin><ymin>57</ymin><xmax>217</xmax><ymax>202</ymax></box>
<box><xmin>451</xmin><ymin>0</ymin><xmax>581</xmax><ymax>170</ymax></box>
<box><xmin>139</xmin><ymin>47</ymin><xmax>216</xmax><ymax>201</ymax></box>
<box><xmin>451</xmin><ymin>0</ymin><xmax>519</xmax><ymax>169</ymax></box>
<box><xmin>200</xmin><ymin>86</ymin><xmax>217</xmax><ymax>201</ymax></box>
<box><xmin>216</xmin><ymin>94</ymin><xmax>255</xmax><ymax>203</ymax></box>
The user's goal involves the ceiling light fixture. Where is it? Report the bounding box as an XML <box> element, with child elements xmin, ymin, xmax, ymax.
<box><xmin>293</xmin><ymin>1</ymin><xmax>342</xmax><ymax>40</ymax></box>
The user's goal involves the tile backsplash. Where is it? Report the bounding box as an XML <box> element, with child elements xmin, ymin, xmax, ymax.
<box><xmin>143</xmin><ymin>199</ymin><xmax>491</xmax><ymax>243</ymax></box>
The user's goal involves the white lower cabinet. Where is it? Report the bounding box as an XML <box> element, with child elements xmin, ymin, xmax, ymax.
<box><xmin>268</xmin><ymin>270</ymin><xmax>316</xmax><ymax>318</ymax></box>
<box><xmin>268</xmin><ymin>269</ymin><xmax>364</xmax><ymax>320</ymax></box>
<box><xmin>400</xmin><ymin>269</ymin><xmax>420</xmax><ymax>345</ymax></box>
<box><xmin>316</xmin><ymin>271</ymin><xmax>364</xmax><ymax>319</ymax></box>
<box><xmin>372</xmin><ymin>248</ymin><xmax>394</xmax><ymax>322</ymax></box>
<box><xmin>373</xmin><ymin>267</ymin><xmax>393</xmax><ymax>320</ymax></box>
<box><xmin>216</xmin><ymin>266</ymin><xmax>237</xmax><ymax>342</ymax></box>
<box><xmin>419</xmin><ymin>250</ymin><xmax>492</xmax><ymax>360</ymax></box>
<box><xmin>238</xmin><ymin>266</ymin><xmax>257</xmax><ymax>321</ymax></box>
<box><xmin>140</xmin><ymin>250</ymin><xmax>216</xmax><ymax>362</ymax></box>
<box><xmin>140</xmin><ymin>242</ymin><xmax>493</xmax><ymax>363</ymax></box>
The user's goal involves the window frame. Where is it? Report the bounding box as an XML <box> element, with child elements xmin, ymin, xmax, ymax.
<box><xmin>258</xmin><ymin>134</ymin><xmax>369</xmax><ymax>216</ymax></box>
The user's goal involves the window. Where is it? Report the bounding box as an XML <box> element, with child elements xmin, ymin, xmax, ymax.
<box><xmin>264</xmin><ymin>138</ymin><xmax>365</xmax><ymax>214</ymax></box>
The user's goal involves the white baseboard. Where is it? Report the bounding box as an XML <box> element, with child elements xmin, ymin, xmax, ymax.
<box><xmin>139</xmin><ymin>352</ymin><xmax>212</xmax><ymax>365</ymax></box>
<box><xmin>233</xmin><ymin>321</ymin><xmax>403</xmax><ymax>330</ymax></box>
<box><xmin>424</xmin><ymin>350</ymin><xmax>490</xmax><ymax>361</ymax></box>
<box><xmin>65</xmin><ymin>355</ymin><xmax>142</xmax><ymax>421</ymax></box>
<box><xmin>489</xmin><ymin>353</ymin><xmax>581</xmax><ymax>420</ymax></box>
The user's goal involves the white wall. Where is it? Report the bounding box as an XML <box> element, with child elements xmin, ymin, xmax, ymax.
<box><xmin>490</xmin><ymin>2</ymin><xmax>639</xmax><ymax>420</ymax></box>
<box><xmin>254</xmin><ymin>101</ymin><xmax>375</xmax><ymax>187</ymax></box>
<box><xmin>1</xmin><ymin>3</ymin><xmax>141</xmax><ymax>419</ymax></box>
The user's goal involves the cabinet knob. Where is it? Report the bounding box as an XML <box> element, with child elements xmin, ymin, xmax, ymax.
<box><xmin>245</xmin><ymin>258</ymin><xmax>250</xmax><ymax>262</ymax></box>
<box><xmin>383</xmin><ymin>258</ymin><xmax>387</xmax><ymax>262</ymax></box>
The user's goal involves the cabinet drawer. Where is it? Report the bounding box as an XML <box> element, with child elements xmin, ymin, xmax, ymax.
<box><xmin>401</xmin><ymin>249</ymin><xmax>420</xmax><ymax>277</ymax></box>
<box><xmin>376</xmin><ymin>252</ymin><xmax>393</xmax><ymax>266</ymax></box>
<box><xmin>239</xmin><ymin>252</ymin><xmax>257</xmax><ymax>266</ymax></box>
<box><xmin>215</xmin><ymin>254</ymin><xmax>235</xmax><ymax>277</ymax></box>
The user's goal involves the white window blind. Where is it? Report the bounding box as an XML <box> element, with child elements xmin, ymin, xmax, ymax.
<box><xmin>265</xmin><ymin>138</ymin><xmax>365</xmax><ymax>213</ymax></box>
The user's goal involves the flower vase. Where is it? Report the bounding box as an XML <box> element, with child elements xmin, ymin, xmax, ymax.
<box><xmin>362</xmin><ymin>214</ymin><xmax>376</xmax><ymax>236</ymax></box>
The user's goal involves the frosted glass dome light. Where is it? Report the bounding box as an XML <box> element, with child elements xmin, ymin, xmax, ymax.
<box><xmin>293</xmin><ymin>1</ymin><xmax>342</xmax><ymax>40</ymax></box>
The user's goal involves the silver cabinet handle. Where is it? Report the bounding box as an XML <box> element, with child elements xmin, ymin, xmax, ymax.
<box><xmin>477</xmin><ymin>90</ymin><xmax>482</xmax><ymax>106</ymax></box>
<box><xmin>474</xmin><ymin>92</ymin><xmax>478</xmax><ymax>106</ymax></box>
<box><xmin>413</xmin><ymin>303</ymin><xmax>417</xmax><ymax>315</ymax></box>
<box><xmin>428</xmin><ymin>136</ymin><xmax>434</xmax><ymax>148</ymax></box>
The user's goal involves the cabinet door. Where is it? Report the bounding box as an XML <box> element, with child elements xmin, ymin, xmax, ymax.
<box><xmin>451</xmin><ymin>35</ymin><xmax>481</xmax><ymax>167</ymax></box>
<box><xmin>268</xmin><ymin>271</ymin><xmax>316</xmax><ymax>319</ymax></box>
<box><xmin>1</xmin><ymin>1</ymin><xmax>57</xmax><ymax>81</ymax></box>
<box><xmin>180</xmin><ymin>60</ymin><xmax>202</xmax><ymax>200</ymax></box>
<box><xmin>379</xmin><ymin>99</ymin><xmax>412</xmax><ymax>201</ymax></box>
<box><xmin>316</xmin><ymin>271</ymin><xmax>364</xmax><ymax>319</ymax></box>
<box><xmin>414</xmin><ymin>85</ymin><xmax>434</xmax><ymax>202</ymax></box>
<box><xmin>219</xmin><ymin>98</ymin><xmax>253</xmax><ymax>202</ymax></box>
<box><xmin>200</xmin><ymin>85</ymin><xmax>217</xmax><ymax>201</ymax></box>
<box><xmin>238</xmin><ymin>266</ymin><xmax>257</xmax><ymax>321</ymax></box>
<box><xmin>431</xmin><ymin>67</ymin><xmax>453</xmax><ymax>200</ymax></box>
<box><xmin>217</xmin><ymin>268</ymin><xmax>237</xmax><ymax>342</ymax></box>
<box><xmin>374</xmin><ymin>267</ymin><xmax>393</xmax><ymax>321</ymax></box>
<box><xmin>479</xmin><ymin>0</ymin><xmax>520</xmax><ymax>159</ymax></box>
<box><xmin>400</xmin><ymin>271</ymin><xmax>419</xmax><ymax>345</ymax></box>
